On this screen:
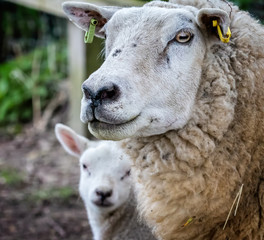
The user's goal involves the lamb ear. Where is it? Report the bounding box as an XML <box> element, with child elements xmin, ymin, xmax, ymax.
<box><xmin>197</xmin><ymin>8</ymin><xmax>230</xmax><ymax>41</ymax></box>
<box><xmin>62</xmin><ymin>2</ymin><xmax>121</xmax><ymax>38</ymax></box>
<box><xmin>55</xmin><ymin>123</ymin><xmax>89</xmax><ymax>158</ymax></box>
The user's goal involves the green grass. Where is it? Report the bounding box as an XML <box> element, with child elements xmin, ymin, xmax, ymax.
<box><xmin>30</xmin><ymin>187</ymin><xmax>77</xmax><ymax>203</ymax></box>
<box><xmin>0</xmin><ymin>168</ymin><xmax>25</xmax><ymax>186</ymax></box>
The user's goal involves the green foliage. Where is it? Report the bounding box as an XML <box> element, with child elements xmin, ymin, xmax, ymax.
<box><xmin>233</xmin><ymin>0</ymin><xmax>264</xmax><ymax>22</ymax></box>
<box><xmin>232</xmin><ymin>0</ymin><xmax>252</xmax><ymax>10</ymax></box>
<box><xmin>0</xmin><ymin>2</ymin><xmax>67</xmax><ymax>62</ymax></box>
<box><xmin>137</xmin><ymin>0</ymin><xmax>168</xmax><ymax>2</ymax></box>
<box><xmin>134</xmin><ymin>0</ymin><xmax>164</xmax><ymax>2</ymax></box>
<box><xmin>0</xmin><ymin>41</ymin><xmax>67</xmax><ymax>127</ymax></box>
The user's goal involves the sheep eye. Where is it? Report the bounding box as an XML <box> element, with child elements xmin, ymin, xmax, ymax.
<box><xmin>120</xmin><ymin>170</ymin><xmax>131</xmax><ymax>180</ymax></box>
<box><xmin>175</xmin><ymin>31</ymin><xmax>192</xmax><ymax>43</ymax></box>
<box><xmin>82</xmin><ymin>164</ymin><xmax>91</xmax><ymax>176</ymax></box>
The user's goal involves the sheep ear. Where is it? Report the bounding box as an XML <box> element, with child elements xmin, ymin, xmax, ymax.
<box><xmin>55</xmin><ymin>123</ymin><xmax>89</xmax><ymax>158</ymax></box>
<box><xmin>197</xmin><ymin>8</ymin><xmax>230</xmax><ymax>41</ymax></box>
<box><xmin>62</xmin><ymin>2</ymin><xmax>121</xmax><ymax>38</ymax></box>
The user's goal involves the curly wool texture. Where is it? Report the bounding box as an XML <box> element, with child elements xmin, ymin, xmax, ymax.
<box><xmin>123</xmin><ymin>1</ymin><xmax>264</xmax><ymax>239</ymax></box>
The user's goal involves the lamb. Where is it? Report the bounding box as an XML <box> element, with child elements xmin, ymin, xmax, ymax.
<box><xmin>55</xmin><ymin>123</ymin><xmax>156</xmax><ymax>240</ymax></box>
<box><xmin>62</xmin><ymin>1</ymin><xmax>264</xmax><ymax>239</ymax></box>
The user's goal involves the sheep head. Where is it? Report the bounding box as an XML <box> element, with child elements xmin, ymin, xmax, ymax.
<box><xmin>63</xmin><ymin>1</ymin><xmax>232</xmax><ymax>141</ymax></box>
<box><xmin>55</xmin><ymin>124</ymin><xmax>132</xmax><ymax>214</ymax></box>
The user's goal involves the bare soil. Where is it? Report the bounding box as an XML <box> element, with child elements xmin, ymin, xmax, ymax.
<box><xmin>0</xmin><ymin>124</ymin><xmax>93</xmax><ymax>240</ymax></box>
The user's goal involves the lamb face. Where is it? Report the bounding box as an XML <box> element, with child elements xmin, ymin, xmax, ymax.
<box><xmin>82</xmin><ymin>6</ymin><xmax>206</xmax><ymax>140</ymax></box>
<box><xmin>55</xmin><ymin>124</ymin><xmax>155</xmax><ymax>240</ymax></box>
<box><xmin>55</xmin><ymin>123</ymin><xmax>131</xmax><ymax>214</ymax></box>
<box><xmin>79</xmin><ymin>142</ymin><xmax>131</xmax><ymax>214</ymax></box>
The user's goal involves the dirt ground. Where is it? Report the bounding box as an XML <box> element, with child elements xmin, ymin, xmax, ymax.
<box><xmin>0</xmin><ymin>121</ymin><xmax>93</xmax><ymax>240</ymax></box>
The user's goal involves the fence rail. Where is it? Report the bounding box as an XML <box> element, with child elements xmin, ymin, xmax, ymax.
<box><xmin>7</xmin><ymin>0</ymin><xmax>142</xmax><ymax>17</ymax></box>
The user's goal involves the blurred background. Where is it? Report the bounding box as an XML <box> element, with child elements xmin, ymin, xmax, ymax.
<box><xmin>0</xmin><ymin>0</ymin><xmax>263</xmax><ymax>239</ymax></box>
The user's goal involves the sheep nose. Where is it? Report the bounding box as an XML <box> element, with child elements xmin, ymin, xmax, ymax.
<box><xmin>95</xmin><ymin>189</ymin><xmax>113</xmax><ymax>200</ymax></box>
<box><xmin>82</xmin><ymin>83</ymin><xmax>120</xmax><ymax>108</ymax></box>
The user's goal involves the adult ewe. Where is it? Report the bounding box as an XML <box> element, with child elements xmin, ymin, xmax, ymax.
<box><xmin>62</xmin><ymin>0</ymin><xmax>264</xmax><ymax>239</ymax></box>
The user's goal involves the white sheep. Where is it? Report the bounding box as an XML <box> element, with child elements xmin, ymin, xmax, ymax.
<box><xmin>55</xmin><ymin>123</ymin><xmax>155</xmax><ymax>240</ymax></box>
<box><xmin>62</xmin><ymin>1</ymin><xmax>264</xmax><ymax>239</ymax></box>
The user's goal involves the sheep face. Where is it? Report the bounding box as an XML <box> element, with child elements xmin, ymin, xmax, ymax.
<box><xmin>84</xmin><ymin>6</ymin><xmax>205</xmax><ymax>140</ymax></box>
<box><xmin>55</xmin><ymin>124</ymin><xmax>132</xmax><ymax>215</ymax></box>
<box><xmin>63</xmin><ymin>2</ymin><xmax>230</xmax><ymax>140</ymax></box>
<box><xmin>79</xmin><ymin>142</ymin><xmax>131</xmax><ymax>214</ymax></box>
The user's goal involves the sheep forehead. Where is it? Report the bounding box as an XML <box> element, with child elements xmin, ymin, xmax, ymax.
<box><xmin>80</xmin><ymin>142</ymin><xmax>130</xmax><ymax>173</ymax></box>
<box><xmin>107</xmin><ymin>6</ymin><xmax>198</xmax><ymax>42</ymax></box>
<box><xmin>144</xmin><ymin>0</ymin><xmax>197</xmax><ymax>10</ymax></box>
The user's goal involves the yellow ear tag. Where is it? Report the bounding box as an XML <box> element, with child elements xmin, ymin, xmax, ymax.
<box><xmin>84</xmin><ymin>18</ymin><xmax>98</xmax><ymax>44</ymax></box>
<box><xmin>212</xmin><ymin>20</ymin><xmax>231</xmax><ymax>43</ymax></box>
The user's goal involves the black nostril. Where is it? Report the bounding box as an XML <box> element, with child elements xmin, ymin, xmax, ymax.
<box><xmin>96</xmin><ymin>189</ymin><xmax>113</xmax><ymax>199</ymax></box>
<box><xmin>101</xmin><ymin>89</ymin><xmax>115</xmax><ymax>100</ymax></box>
<box><xmin>82</xmin><ymin>85</ymin><xmax>93</xmax><ymax>100</ymax></box>
<box><xmin>97</xmin><ymin>84</ymin><xmax>120</xmax><ymax>101</ymax></box>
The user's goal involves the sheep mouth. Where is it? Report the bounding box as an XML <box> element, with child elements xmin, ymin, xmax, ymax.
<box><xmin>90</xmin><ymin>118</ymin><xmax>135</xmax><ymax>128</ymax></box>
<box><xmin>88</xmin><ymin>115</ymin><xmax>140</xmax><ymax>140</ymax></box>
<box><xmin>93</xmin><ymin>200</ymin><xmax>114</xmax><ymax>208</ymax></box>
<box><xmin>91</xmin><ymin>114</ymin><xmax>139</xmax><ymax>126</ymax></box>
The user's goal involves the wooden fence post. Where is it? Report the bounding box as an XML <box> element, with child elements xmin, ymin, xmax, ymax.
<box><xmin>67</xmin><ymin>23</ymin><xmax>104</xmax><ymax>136</ymax></box>
<box><xmin>67</xmin><ymin>22</ymin><xmax>87</xmax><ymax>135</ymax></box>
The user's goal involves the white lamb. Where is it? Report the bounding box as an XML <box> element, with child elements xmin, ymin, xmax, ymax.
<box><xmin>55</xmin><ymin>123</ymin><xmax>155</xmax><ymax>240</ymax></box>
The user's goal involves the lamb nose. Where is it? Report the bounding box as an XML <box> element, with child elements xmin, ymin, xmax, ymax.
<box><xmin>96</xmin><ymin>189</ymin><xmax>113</xmax><ymax>200</ymax></box>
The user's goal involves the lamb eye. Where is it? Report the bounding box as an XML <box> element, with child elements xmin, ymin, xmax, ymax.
<box><xmin>175</xmin><ymin>31</ymin><xmax>192</xmax><ymax>43</ymax></box>
<box><xmin>82</xmin><ymin>164</ymin><xmax>91</xmax><ymax>176</ymax></box>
